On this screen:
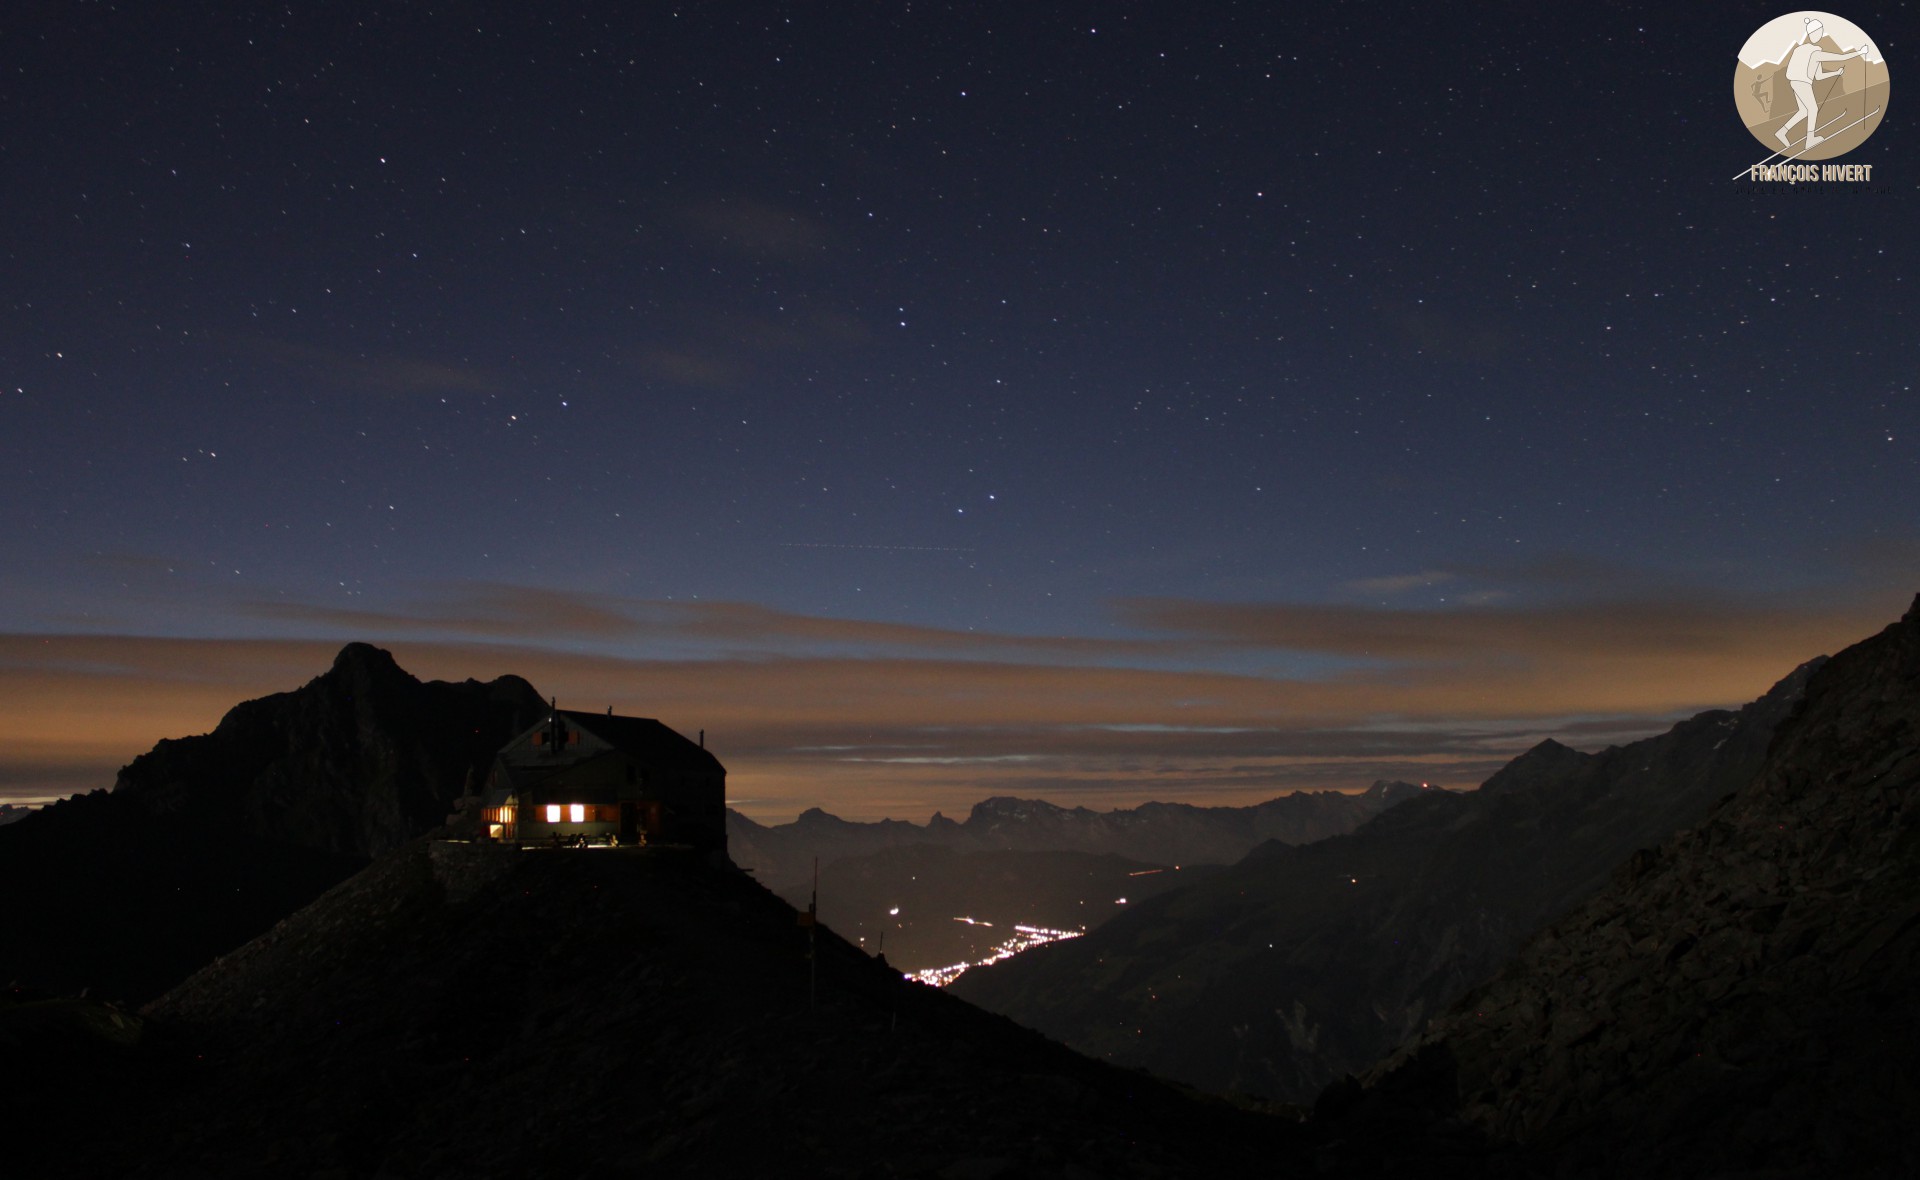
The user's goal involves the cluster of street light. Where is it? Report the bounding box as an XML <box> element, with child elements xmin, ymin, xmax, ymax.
<box><xmin>906</xmin><ymin>924</ymin><xmax>1085</xmax><ymax>988</ymax></box>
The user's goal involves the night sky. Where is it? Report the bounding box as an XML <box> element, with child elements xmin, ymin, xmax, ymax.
<box><xmin>4</xmin><ymin>2</ymin><xmax>1913</xmax><ymax>819</ymax></box>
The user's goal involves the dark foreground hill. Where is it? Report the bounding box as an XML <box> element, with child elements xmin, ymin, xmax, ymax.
<box><xmin>27</xmin><ymin>841</ymin><xmax>1307</xmax><ymax>1179</ymax></box>
<box><xmin>0</xmin><ymin>644</ymin><xmax>545</xmax><ymax>1002</ymax></box>
<box><xmin>1342</xmin><ymin>594</ymin><xmax>1920</xmax><ymax>1178</ymax></box>
<box><xmin>729</xmin><ymin>780</ymin><xmax>1425</xmax><ymax>888</ymax></box>
<box><xmin>953</xmin><ymin>660</ymin><xmax>1818</xmax><ymax>1103</ymax></box>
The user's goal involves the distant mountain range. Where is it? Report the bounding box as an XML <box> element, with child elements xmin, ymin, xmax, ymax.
<box><xmin>730</xmin><ymin>779</ymin><xmax>1428</xmax><ymax>890</ymax></box>
<box><xmin>741</xmin><ymin>785</ymin><xmax>1426</xmax><ymax>976</ymax></box>
<box><xmin>952</xmin><ymin>659</ymin><xmax>1820</xmax><ymax>1104</ymax></box>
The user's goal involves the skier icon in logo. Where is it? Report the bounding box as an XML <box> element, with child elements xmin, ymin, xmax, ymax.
<box><xmin>1776</xmin><ymin>17</ymin><xmax>1867</xmax><ymax>150</ymax></box>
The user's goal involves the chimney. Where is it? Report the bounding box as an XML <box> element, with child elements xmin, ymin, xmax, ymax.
<box><xmin>699</xmin><ymin>729</ymin><xmax>705</xmax><ymax>749</ymax></box>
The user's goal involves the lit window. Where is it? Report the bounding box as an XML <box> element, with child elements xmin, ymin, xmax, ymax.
<box><xmin>570</xmin><ymin>803</ymin><xmax>585</xmax><ymax>823</ymax></box>
<box><xmin>545</xmin><ymin>804</ymin><xmax>561</xmax><ymax>823</ymax></box>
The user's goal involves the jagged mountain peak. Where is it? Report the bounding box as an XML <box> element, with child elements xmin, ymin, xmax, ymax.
<box><xmin>793</xmin><ymin>806</ymin><xmax>861</xmax><ymax>829</ymax></box>
<box><xmin>329</xmin><ymin>640</ymin><xmax>404</xmax><ymax>677</ymax></box>
<box><xmin>1473</xmin><ymin>737</ymin><xmax>1592</xmax><ymax>796</ymax></box>
<box><xmin>968</xmin><ymin>795</ymin><xmax>1073</xmax><ymax>821</ymax></box>
<box><xmin>1761</xmin><ymin>654</ymin><xmax>1827</xmax><ymax>698</ymax></box>
<box><xmin>484</xmin><ymin>671</ymin><xmax>541</xmax><ymax>701</ymax></box>
<box><xmin>1361</xmin><ymin>778</ymin><xmax>1431</xmax><ymax>803</ymax></box>
<box><xmin>0</xmin><ymin>648</ymin><xmax>547</xmax><ymax>1002</ymax></box>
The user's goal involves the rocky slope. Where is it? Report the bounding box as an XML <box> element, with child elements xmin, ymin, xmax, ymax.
<box><xmin>952</xmin><ymin>662</ymin><xmax>1818</xmax><ymax>1103</ymax></box>
<box><xmin>27</xmin><ymin>841</ymin><xmax>1301</xmax><ymax>1178</ymax></box>
<box><xmin>730</xmin><ymin>780</ymin><xmax>1425</xmax><ymax>889</ymax></box>
<box><xmin>0</xmin><ymin>644</ymin><xmax>545</xmax><ymax>1002</ymax></box>
<box><xmin>1354</xmin><ymin>594</ymin><xmax>1920</xmax><ymax>1177</ymax></box>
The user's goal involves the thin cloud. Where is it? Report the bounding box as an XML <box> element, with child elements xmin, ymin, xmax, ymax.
<box><xmin>208</xmin><ymin>333</ymin><xmax>510</xmax><ymax>397</ymax></box>
<box><xmin>660</xmin><ymin>600</ymin><xmax>1165</xmax><ymax>657</ymax></box>
<box><xmin>642</xmin><ymin>348</ymin><xmax>743</xmax><ymax>389</ymax></box>
<box><xmin>247</xmin><ymin>585</ymin><xmax>1185</xmax><ymax>659</ymax></box>
<box><xmin>636</xmin><ymin>309</ymin><xmax>871</xmax><ymax>388</ymax></box>
<box><xmin>82</xmin><ymin>552</ymin><xmax>190</xmax><ymax>576</ymax></box>
<box><xmin>1390</xmin><ymin>306</ymin><xmax>1510</xmax><ymax>365</ymax></box>
<box><xmin>248</xmin><ymin>583</ymin><xmax>642</xmax><ymax>640</ymax></box>
<box><xmin>1117</xmin><ymin>592</ymin><xmax>1888</xmax><ymax>662</ymax></box>
<box><xmin>680</xmin><ymin>197</ymin><xmax>835</xmax><ymax>260</ymax></box>
<box><xmin>1347</xmin><ymin>569</ymin><xmax>1457</xmax><ymax>596</ymax></box>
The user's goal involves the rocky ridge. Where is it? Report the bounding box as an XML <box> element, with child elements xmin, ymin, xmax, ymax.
<box><xmin>107</xmin><ymin>642</ymin><xmax>544</xmax><ymax>858</ymax></box>
<box><xmin>1355</xmin><ymin>594</ymin><xmax>1920</xmax><ymax>1177</ymax></box>
<box><xmin>0</xmin><ymin>644</ymin><xmax>545</xmax><ymax>1002</ymax></box>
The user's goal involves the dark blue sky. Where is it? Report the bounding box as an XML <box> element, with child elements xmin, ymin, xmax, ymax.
<box><xmin>3</xmin><ymin>2</ymin><xmax>1913</xmax><ymax>817</ymax></box>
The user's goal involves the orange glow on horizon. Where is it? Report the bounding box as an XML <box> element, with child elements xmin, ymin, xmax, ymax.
<box><xmin>0</xmin><ymin>584</ymin><xmax>1905</xmax><ymax>822</ymax></box>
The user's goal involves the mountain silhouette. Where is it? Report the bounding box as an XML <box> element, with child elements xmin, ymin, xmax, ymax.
<box><xmin>0</xmin><ymin>644</ymin><xmax>545</xmax><ymax>1002</ymax></box>
<box><xmin>730</xmin><ymin>780</ymin><xmax>1426</xmax><ymax>889</ymax></box>
<box><xmin>1341</xmin><ymin>593</ymin><xmax>1920</xmax><ymax>1177</ymax></box>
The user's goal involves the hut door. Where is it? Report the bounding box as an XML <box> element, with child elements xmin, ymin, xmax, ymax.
<box><xmin>620</xmin><ymin>800</ymin><xmax>639</xmax><ymax>842</ymax></box>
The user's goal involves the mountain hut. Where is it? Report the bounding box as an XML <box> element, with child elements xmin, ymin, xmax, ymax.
<box><xmin>480</xmin><ymin>708</ymin><xmax>725</xmax><ymax>852</ymax></box>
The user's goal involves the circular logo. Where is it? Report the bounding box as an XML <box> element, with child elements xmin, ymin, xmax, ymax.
<box><xmin>1734</xmin><ymin>12</ymin><xmax>1887</xmax><ymax>161</ymax></box>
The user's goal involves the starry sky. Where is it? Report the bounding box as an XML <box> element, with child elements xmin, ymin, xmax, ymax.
<box><xmin>4</xmin><ymin>1</ymin><xmax>1914</xmax><ymax>820</ymax></box>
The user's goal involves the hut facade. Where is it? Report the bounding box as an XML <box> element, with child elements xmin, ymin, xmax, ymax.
<box><xmin>480</xmin><ymin>708</ymin><xmax>725</xmax><ymax>852</ymax></box>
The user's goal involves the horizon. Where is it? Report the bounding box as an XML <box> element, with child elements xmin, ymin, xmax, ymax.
<box><xmin>2</xmin><ymin>598</ymin><xmax>1894</xmax><ymax>824</ymax></box>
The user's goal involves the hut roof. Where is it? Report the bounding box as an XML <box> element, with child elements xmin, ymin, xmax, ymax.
<box><xmin>554</xmin><ymin>710</ymin><xmax>723</xmax><ymax>774</ymax></box>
